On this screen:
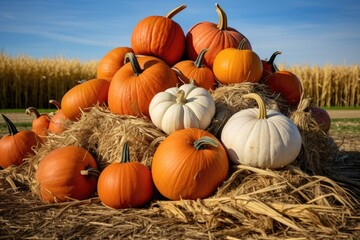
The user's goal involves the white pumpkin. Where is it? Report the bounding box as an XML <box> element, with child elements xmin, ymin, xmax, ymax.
<box><xmin>149</xmin><ymin>83</ymin><xmax>215</xmax><ymax>135</ymax></box>
<box><xmin>221</xmin><ymin>93</ymin><xmax>302</xmax><ymax>169</ymax></box>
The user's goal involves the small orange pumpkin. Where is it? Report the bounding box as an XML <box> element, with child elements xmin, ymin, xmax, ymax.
<box><xmin>35</xmin><ymin>146</ymin><xmax>99</xmax><ymax>203</ymax></box>
<box><xmin>213</xmin><ymin>39</ymin><xmax>263</xmax><ymax>84</ymax></box>
<box><xmin>131</xmin><ymin>5</ymin><xmax>186</xmax><ymax>66</ymax></box>
<box><xmin>172</xmin><ymin>49</ymin><xmax>216</xmax><ymax>90</ymax></box>
<box><xmin>97</xmin><ymin>142</ymin><xmax>154</xmax><ymax>209</ymax></box>
<box><xmin>152</xmin><ymin>128</ymin><xmax>229</xmax><ymax>200</ymax></box>
<box><xmin>25</xmin><ymin>107</ymin><xmax>50</xmax><ymax>140</ymax></box>
<box><xmin>97</xmin><ymin>46</ymin><xmax>134</xmax><ymax>81</ymax></box>
<box><xmin>0</xmin><ymin>114</ymin><xmax>41</xmax><ymax>168</ymax></box>
<box><xmin>61</xmin><ymin>78</ymin><xmax>110</xmax><ymax>121</ymax></box>
<box><xmin>108</xmin><ymin>53</ymin><xmax>178</xmax><ymax>117</ymax></box>
<box><xmin>48</xmin><ymin>100</ymin><xmax>69</xmax><ymax>134</ymax></box>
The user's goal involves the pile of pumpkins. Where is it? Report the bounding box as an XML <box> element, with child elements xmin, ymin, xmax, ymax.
<box><xmin>0</xmin><ymin>4</ymin><xmax>332</xmax><ymax>209</ymax></box>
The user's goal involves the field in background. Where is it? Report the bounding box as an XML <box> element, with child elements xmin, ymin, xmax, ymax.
<box><xmin>0</xmin><ymin>53</ymin><xmax>359</xmax><ymax>109</ymax></box>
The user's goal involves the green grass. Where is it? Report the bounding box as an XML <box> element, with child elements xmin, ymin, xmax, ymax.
<box><xmin>0</xmin><ymin>109</ymin><xmax>54</xmax><ymax>113</ymax></box>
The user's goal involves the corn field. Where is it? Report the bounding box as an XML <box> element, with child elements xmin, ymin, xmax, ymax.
<box><xmin>0</xmin><ymin>53</ymin><xmax>359</xmax><ymax>109</ymax></box>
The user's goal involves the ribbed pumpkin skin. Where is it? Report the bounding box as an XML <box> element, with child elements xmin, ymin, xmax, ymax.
<box><xmin>186</xmin><ymin>23</ymin><xmax>251</xmax><ymax>69</ymax></box>
<box><xmin>221</xmin><ymin>103</ymin><xmax>302</xmax><ymax>169</ymax></box>
<box><xmin>48</xmin><ymin>100</ymin><xmax>69</xmax><ymax>134</ymax></box>
<box><xmin>213</xmin><ymin>48</ymin><xmax>263</xmax><ymax>84</ymax></box>
<box><xmin>108</xmin><ymin>55</ymin><xmax>178</xmax><ymax>117</ymax></box>
<box><xmin>61</xmin><ymin>79</ymin><xmax>110</xmax><ymax>121</ymax></box>
<box><xmin>131</xmin><ymin>16</ymin><xmax>185</xmax><ymax>66</ymax></box>
<box><xmin>35</xmin><ymin>146</ymin><xmax>98</xmax><ymax>203</ymax></box>
<box><xmin>265</xmin><ymin>71</ymin><xmax>302</xmax><ymax>106</ymax></box>
<box><xmin>97</xmin><ymin>47</ymin><xmax>134</xmax><ymax>81</ymax></box>
<box><xmin>97</xmin><ymin>162</ymin><xmax>154</xmax><ymax>209</ymax></box>
<box><xmin>0</xmin><ymin>130</ymin><xmax>40</xmax><ymax>168</ymax></box>
<box><xmin>172</xmin><ymin>59</ymin><xmax>216</xmax><ymax>90</ymax></box>
<box><xmin>152</xmin><ymin>128</ymin><xmax>229</xmax><ymax>200</ymax></box>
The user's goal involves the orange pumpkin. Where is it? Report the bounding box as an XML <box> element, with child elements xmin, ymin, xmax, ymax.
<box><xmin>131</xmin><ymin>5</ymin><xmax>186</xmax><ymax>66</ymax></box>
<box><xmin>48</xmin><ymin>100</ymin><xmax>69</xmax><ymax>134</ymax></box>
<box><xmin>35</xmin><ymin>146</ymin><xmax>98</xmax><ymax>203</ymax></box>
<box><xmin>213</xmin><ymin>39</ymin><xmax>263</xmax><ymax>84</ymax></box>
<box><xmin>25</xmin><ymin>107</ymin><xmax>50</xmax><ymax>140</ymax></box>
<box><xmin>185</xmin><ymin>3</ymin><xmax>251</xmax><ymax>68</ymax></box>
<box><xmin>108</xmin><ymin>53</ymin><xmax>178</xmax><ymax>117</ymax></box>
<box><xmin>97</xmin><ymin>46</ymin><xmax>134</xmax><ymax>81</ymax></box>
<box><xmin>61</xmin><ymin>78</ymin><xmax>110</xmax><ymax>121</ymax></box>
<box><xmin>152</xmin><ymin>128</ymin><xmax>229</xmax><ymax>200</ymax></box>
<box><xmin>172</xmin><ymin>49</ymin><xmax>216</xmax><ymax>90</ymax></box>
<box><xmin>264</xmin><ymin>70</ymin><xmax>303</xmax><ymax>106</ymax></box>
<box><xmin>97</xmin><ymin>142</ymin><xmax>154</xmax><ymax>209</ymax></box>
<box><xmin>0</xmin><ymin>114</ymin><xmax>41</xmax><ymax>168</ymax></box>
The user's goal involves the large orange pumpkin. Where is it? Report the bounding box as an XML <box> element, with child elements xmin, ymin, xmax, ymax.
<box><xmin>35</xmin><ymin>146</ymin><xmax>98</xmax><ymax>203</ymax></box>
<box><xmin>185</xmin><ymin>3</ymin><xmax>251</xmax><ymax>68</ymax></box>
<box><xmin>172</xmin><ymin>49</ymin><xmax>216</xmax><ymax>90</ymax></box>
<box><xmin>97</xmin><ymin>142</ymin><xmax>154</xmax><ymax>209</ymax></box>
<box><xmin>61</xmin><ymin>78</ymin><xmax>110</xmax><ymax>121</ymax></box>
<box><xmin>131</xmin><ymin>5</ymin><xmax>186</xmax><ymax>66</ymax></box>
<box><xmin>108</xmin><ymin>53</ymin><xmax>178</xmax><ymax>117</ymax></box>
<box><xmin>96</xmin><ymin>46</ymin><xmax>134</xmax><ymax>81</ymax></box>
<box><xmin>213</xmin><ymin>39</ymin><xmax>263</xmax><ymax>84</ymax></box>
<box><xmin>264</xmin><ymin>70</ymin><xmax>303</xmax><ymax>106</ymax></box>
<box><xmin>25</xmin><ymin>107</ymin><xmax>50</xmax><ymax>140</ymax></box>
<box><xmin>0</xmin><ymin>114</ymin><xmax>41</xmax><ymax>168</ymax></box>
<box><xmin>152</xmin><ymin>128</ymin><xmax>229</xmax><ymax>200</ymax></box>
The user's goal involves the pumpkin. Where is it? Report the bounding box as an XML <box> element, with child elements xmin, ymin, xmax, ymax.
<box><xmin>221</xmin><ymin>93</ymin><xmax>302</xmax><ymax>169</ymax></box>
<box><xmin>309</xmin><ymin>106</ymin><xmax>331</xmax><ymax>133</ymax></box>
<box><xmin>0</xmin><ymin>114</ymin><xmax>41</xmax><ymax>168</ymax></box>
<box><xmin>108</xmin><ymin>53</ymin><xmax>178</xmax><ymax>117</ymax></box>
<box><xmin>35</xmin><ymin>146</ymin><xmax>99</xmax><ymax>203</ymax></box>
<box><xmin>152</xmin><ymin>128</ymin><xmax>229</xmax><ymax>200</ymax></box>
<box><xmin>264</xmin><ymin>70</ymin><xmax>303</xmax><ymax>106</ymax></box>
<box><xmin>149</xmin><ymin>83</ymin><xmax>215</xmax><ymax>135</ymax></box>
<box><xmin>61</xmin><ymin>78</ymin><xmax>110</xmax><ymax>121</ymax></box>
<box><xmin>48</xmin><ymin>100</ymin><xmax>69</xmax><ymax>134</ymax></box>
<box><xmin>185</xmin><ymin>3</ymin><xmax>251</xmax><ymax>68</ymax></box>
<box><xmin>261</xmin><ymin>51</ymin><xmax>281</xmax><ymax>81</ymax></box>
<box><xmin>25</xmin><ymin>107</ymin><xmax>50</xmax><ymax>139</ymax></box>
<box><xmin>96</xmin><ymin>46</ymin><xmax>134</xmax><ymax>81</ymax></box>
<box><xmin>97</xmin><ymin>142</ymin><xmax>154</xmax><ymax>209</ymax></box>
<box><xmin>172</xmin><ymin>49</ymin><xmax>216</xmax><ymax>90</ymax></box>
<box><xmin>213</xmin><ymin>39</ymin><xmax>263</xmax><ymax>84</ymax></box>
<box><xmin>131</xmin><ymin>5</ymin><xmax>186</xmax><ymax>66</ymax></box>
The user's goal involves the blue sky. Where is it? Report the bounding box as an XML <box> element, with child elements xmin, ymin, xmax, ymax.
<box><xmin>0</xmin><ymin>0</ymin><xmax>359</xmax><ymax>66</ymax></box>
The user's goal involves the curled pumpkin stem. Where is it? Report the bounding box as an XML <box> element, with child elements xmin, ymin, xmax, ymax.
<box><xmin>194</xmin><ymin>136</ymin><xmax>218</xmax><ymax>150</ymax></box>
<box><xmin>242</xmin><ymin>93</ymin><xmax>267</xmax><ymax>119</ymax></box>
<box><xmin>215</xmin><ymin>3</ymin><xmax>228</xmax><ymax>30</ymax></box>
<box><xmin>1</xmin><ymin>113</ymin><xmax>18</xmax><ymax>135</ymax></box>
<box><xmin>25</xmin><ymin>107</ymin><xmax>41</xmax><ymax>118</ymax></box>
<box><xmin>124</xmin><ymin>53</ymin><xmax>142</xmax><ymax>76</ymax></box>
<box><xmin>194</xmin><ymin>48</ymin><xmax>208</xmax><ymax>68</ymax></box>
<box><xmin>165</xmin><ymin>4</ymin><xmax>186</xmax><ymax>19</ymax></box>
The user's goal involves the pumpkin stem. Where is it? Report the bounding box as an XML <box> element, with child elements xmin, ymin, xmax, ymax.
<box><xmin>165</xmin><ymin>4</ymin><xmax>186</xmax><ymax>19</ymax></box>
<box><xmin>237</xmin><ymin>38</ymin><xmax>248</xmax><ymax>50</ymax></box>
<box><xmin>176</xmin><ymin>90</ymin><xmax>187</xmax><ymax>104</ymax></box>
<box><xmin>242</xmin><ymin>93</ymin><xmax>267</xmax><ymax>119</ymax></box>
<box><xmin>1</xmin><ymin>114</ymin><xmax>18</xmax><ymax>135</ymax></box>
<box><xmin>121</xmin><ymin>141</ymin><xmax>131</xmax><ymax>163</ymax></box>
<box><xmin>124</xmin><ymin>53</ymin><xmax>142</xmax><ymax>76</ymax></box>
<box><xmin>25</xmin><ymin>107</ymin><xmax>41</xmax><ymax>118</ymax></box>
<box><xmin>172</xmin><ymin>67</ymin><xmax>190</xmax><ymax>84</ymax></box>
<box><xmin>49</xmin><ymin>100</ymin><xmax>61</xmax><ymax>110</ymax></box>
<box><xmin>215</xmin><ymin>3</ymin><xmax>228</xmax><ymax>30</ymax></box>
<box><xmin>194</xmin><ymin>136</ymin><xmax>218</xmax><ymax>150</ymax></box>
<box><xmin>267</xmin><ymin>51</ymin><xmax>282</xmax><ymax>72</ymax></box>
<box><xmin>194</xmin><ymin>48</ymin><xmax>208</xmax><ymax>68</ymax></box>
<box><xmin>80</xmin><ymin>168</ymin><xmax>100</xmax><ymax>178</ymax></box>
